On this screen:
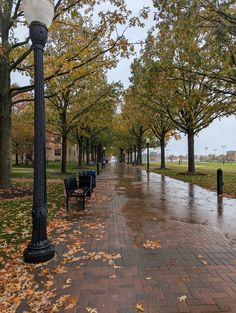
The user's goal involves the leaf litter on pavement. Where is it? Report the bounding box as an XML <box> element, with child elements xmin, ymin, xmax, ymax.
<box><xmin>0</xmin><ymin>188</ymin><xmax>122</xmax><ymax>313</ymax></box>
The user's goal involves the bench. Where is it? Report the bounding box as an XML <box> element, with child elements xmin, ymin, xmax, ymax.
<box><xmin>79</xmin><ymin>170</ymin><xmax>96</xmax><ymax>188</ymax></box>
<box><xmin>64</xmin><ymin>174</ymin><xmax>92</xmax><ymax>211</ymax></box>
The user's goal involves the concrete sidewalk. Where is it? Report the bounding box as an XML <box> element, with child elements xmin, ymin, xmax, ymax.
<box><xmin>49</xmin><ymin>164</ymin><xmax>236</xmax><ymax>313</ymax></box>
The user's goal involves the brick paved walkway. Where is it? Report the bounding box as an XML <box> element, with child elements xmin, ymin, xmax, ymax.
<box><xmin>52</xmin><ymin>164</ymin><xmax>236</xmax><ymax>313</ymax></box>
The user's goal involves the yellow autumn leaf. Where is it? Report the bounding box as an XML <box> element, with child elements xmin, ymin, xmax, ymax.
<box><xmin>65</xmin><ymin>296</ymin><xmax>77</xmax><ymax>310</ymax></box>
<box><xmin>54</xmin><ymin>266</ymin><xmax>67</xmax><ymax>273</ymax></box>
<box><xmin>143</xmin><ymin>240</ymin><xmax>161</xmax><ymax>249</ymax></box>
<box><xmin>45</xmin><ymin>280</ymin><xmax>54</xmax><ymax>288</ymax></box>
<box><xmin>135</xmin><ymin>303</ymin><xmax>144</xmax><ymax>312</ymax></box>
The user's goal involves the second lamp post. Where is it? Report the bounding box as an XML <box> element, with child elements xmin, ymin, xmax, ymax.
<box><xmin>146</xmin><ymin>138</ymin><xmax>150</xmax><ymax>172</ymax></box>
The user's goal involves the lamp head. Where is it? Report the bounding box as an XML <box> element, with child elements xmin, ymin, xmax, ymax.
<box><xmin>146</xmin><ymin>137</ymin><xmax>150</xmax><ymax>144</ymax></box>
<box><xmin>23</xmin><ymin>0</ymin><xmax>54</xmax><ymax>28</ymax></box>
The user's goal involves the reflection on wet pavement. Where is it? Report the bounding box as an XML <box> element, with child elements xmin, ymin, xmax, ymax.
<box><xmin>114</xmin><ymin>164</ymin><xmax>236</xmax><ymax>243</ymax></box>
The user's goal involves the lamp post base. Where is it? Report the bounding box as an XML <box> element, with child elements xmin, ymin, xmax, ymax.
<box><xmin>24</xmin><ymin>240</ymin><xmax>55</xmax><ymax>263</ymax></box>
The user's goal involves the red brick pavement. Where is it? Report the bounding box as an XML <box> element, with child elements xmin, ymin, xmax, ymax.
<box><xmin>49</xmin><ymin>164</ymin><xmax>236</xmax><ymax>313</ymax></box>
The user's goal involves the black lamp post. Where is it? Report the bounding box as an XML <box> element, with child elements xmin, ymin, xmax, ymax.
<box><xmin>146</xmin><ymin>137</ymin><xmax>150</xmax><ymax>172</ymax></box>
<box><xmin>102</xmin><ymin>146</ymin><xmax>106</xmax><ymax>169</ymax></box>
<box><xmin>23</xmin><ymin>0</ymin><xmax>55</xmax><ymax>263</ymax></box>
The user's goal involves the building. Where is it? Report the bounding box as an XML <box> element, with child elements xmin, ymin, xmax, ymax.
<box><xmin>226</xmin><ymin>151</ymin><xmax>236</xmax><ymax>162</ymax></box>
<box><xmin>46</xmin><ymin>136</ymin><xmax>78</xmax><ymax>162</ymax></box>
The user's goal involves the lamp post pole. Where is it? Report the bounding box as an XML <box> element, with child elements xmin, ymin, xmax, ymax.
<box><xmin>221</xmin><ymin>145</ymin><xmax>226</xmax><ymax>163</ymax></box>
<box><xmin>204</xmin><ymin>147</ymin><xmax>208</xmax><ymax>161</ymax></box>
<box><xmin>146</xmin><ymin>138</ymin><xmax>150</xmax><ymax>173</ymax></box>
<box><xmin>102</xmin><ymin>147</ymin><xmax>106</xmax><ymax>169</ymax></box>
<box><xmin>23</xmin><ymin>13</ymin><xmax>54</xmax><ymax>262</ymax></box>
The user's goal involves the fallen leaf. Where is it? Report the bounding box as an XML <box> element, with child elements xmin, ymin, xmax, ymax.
<box><xmin>54</xmin><ymin>266</ymin><xmax>67</xmax><ymax>274</ymax></box>
<box><xmin>86</xmin><ymin>307</ymin><xmax>98</xmax><ymax>313</ymax></box>
<box><xmin>143</xmin><ymin>240</ymin><xmax>161</xmax><ymax>249</ymax></box>
<box><xmin>145</xmin><ymin>276</ymin><xmax>152</xmax><ymax>280</ymax></box>
<box><xmin>45</xmin><ymin>280</ymin><xmax>54</xmax><ymax>288</ymax></box>
<box><xmin>112</xmin><ymin>265</ymin><xmax>122</xmax><ymax>269</ymax></box>
<box><xmin>178</xmin><ymin>295</ymin><xmax>187</xmax><ymax>302</ymax></box>
<box><xmin>65</xmin><ymin>296</ymin><xmax>77</xmax><ymax>310</ymax></box>
<box><xmin>109</xmin><ymin>275</ymin><xmax>117</xmax><ymax>279</ymax></box>
<box><xmin>135</xmin><ymin>303</ymin><xmax>144</xmax><ymax>312</ymax></box>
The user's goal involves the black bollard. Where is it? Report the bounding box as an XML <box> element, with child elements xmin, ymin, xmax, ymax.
<box><xmin>217</xmin><ymin>168</ymin><xmax>223</xmax><ymax>195</ymax></box>
<box><xmin>97</xmin><ymin>163</ymin><xmax>100</xmax><ymax>175</ymax></box>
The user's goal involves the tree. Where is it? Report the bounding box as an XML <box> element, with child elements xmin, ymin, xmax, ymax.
<box><xmin>0</xmin><ymin>0</ymin><xmax>149</xmax><ymax>187</ymax></box>
<box><xmin>47</xmin><ymin>73</ymin><xmax>117</xmax><ymax>172</ymax></box>
<box><xmin>69</xmin><ymin>82</ymin><xmax>119</xmax><ymax>167</ymax></box>
<box><xmin>129</xmin><ymin>53</ymin><xmax>177</xmax><ymax>169</ymax></box>
<box><xmin>12</xmin><ymin>102</ymin><xmax>34</xmax><ymax>165</ymax></box>
<box><xmin>121</xmin><ymin>88</ymin><xmax>149</xmax><ymax>165</ymax></box>
<box><xmin>138</xmin><ymin>3</ymin><xmax>234</xmax><ymax>173</ymax></box>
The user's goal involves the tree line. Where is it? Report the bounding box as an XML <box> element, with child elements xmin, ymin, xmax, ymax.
<box><xmin>114</xmin><ymin>0</ymin><xmax>235</xmax><ymax>173</ymax></box>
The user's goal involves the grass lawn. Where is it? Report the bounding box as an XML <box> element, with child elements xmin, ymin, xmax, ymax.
<box><xmin>0</xmin><ymin>161</ymin><xmax>96</xmax><ymax>263</ymax></box>
<box><xmin>149</xmin><ymin>161</ymin><xmax>236</xmax><ymax>198</ymax></box>
<box><xmin>12</xmin><ymin>161</ymin><xmax>96</xmax><ymax>179</ymax></box>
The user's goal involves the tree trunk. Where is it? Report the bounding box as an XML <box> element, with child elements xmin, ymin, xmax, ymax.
<box><xmin>134</xmin><ymin>146</ymin><xmax>137</xmax><ymax>164</ymax></box>
<box><xmin>137</xmin><ymin>137</ymin><xmax>142</xmax><ymax>165</ymax></box>
<box><xmin>187</xmin><ymin>129</ymin><xmax>195</xmax><ymax>174</ymax></box>
<box><xmin>78</xmin><ymin>141</ymin><xmax>83</xmax><ymax>168</ymax></box>
<box><xmin>91</xmin><ymin>144</ymin><xmax>95</xmax><ymax>161</ymax></box>
<box><xmin>15</xmin><ymin>152</ymin><xmax>19</xmax><ymax>165</ymax></box>
<box><xmin>130</xmin><ymin>148</ymin><xmax>133</xmax><ymax>164</ymax></box>
<box><xmin>0</xmin><ymin>56</ymin><xmax>12</xmax><ymax>188</ymax></box>
<box><xmin>119</xmin><ymin>148</ymin><xmax>123</xmax><ymax>162</ymax></box>
<box><xmin>82</xmin><ymin>148</ymin><xmax>85</xmax><ymax>163</ymax></box>
<box><xmin>127</xmin><ymin>150</ymin><xmax>130</xmax><ymax>164</ymax></box>
<box><xmin>160</xmin><ymin>133</ymin><xmax>166</xmax><ymax>169</ymax></box>
<box><xmin>61</xmin><ymin>134</ymin><xmax>67</xmax><ymax>173</ymax></box>
<box><xmin>86</xmin><ymin>139</ymin><xmax>90</xmax><ymax>165</ymax></box>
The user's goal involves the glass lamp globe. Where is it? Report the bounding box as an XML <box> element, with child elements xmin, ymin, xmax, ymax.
<box><xmin>146</xmin><ymin>138</ymin><xmax>150</xmax><ymax>144</ymax></box>
<box><xmin>23</xmin><ymin>0</ymin><xmax>54</xmax><ymax>28</ymax></box>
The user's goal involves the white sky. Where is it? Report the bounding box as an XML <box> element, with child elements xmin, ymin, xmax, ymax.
<box><xmin>12</xmin><ymin>0</ymin><xmax>236</xmax><ymax>156</ymax></box>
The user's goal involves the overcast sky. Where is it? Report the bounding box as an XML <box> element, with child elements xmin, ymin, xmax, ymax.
<box><xmin>12</xmin><ymin>0</ymin><xmax>235</xmax><ymax>156</ymax></box>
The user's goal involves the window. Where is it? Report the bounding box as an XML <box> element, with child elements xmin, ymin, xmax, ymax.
<box><xmin>54</xmin><ymin>148</ymin><xmax>61</xmax><ymax>156</ymax></box>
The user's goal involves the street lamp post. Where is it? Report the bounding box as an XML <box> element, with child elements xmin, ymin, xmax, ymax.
<box><xmin>221</xmin><ymin>145</ymin><xmax>226</xmax><ymax>163</ymax></box>
<box><xmin>146</xmin><ymin>138</ymin><xmax>150</xmax><ymax>172</ymax></box>
<box><xmin>213</xmin><ymin>149</ymin><xmax>217</xmax><ymax>161</ymax></box>
<box><xmin>205</xmin><ymin>147</ymin><xmax>208</xmax><ymax>161</ymax></box>
<box><xmin>23</xmin><ymin>0</ymin><xmax>55</xmax><ymax>263</ymax></box>
<box><xmin>102</xmin><ymin>146</ymin><xmax>106</xmax><ymax>169</ymax></box>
